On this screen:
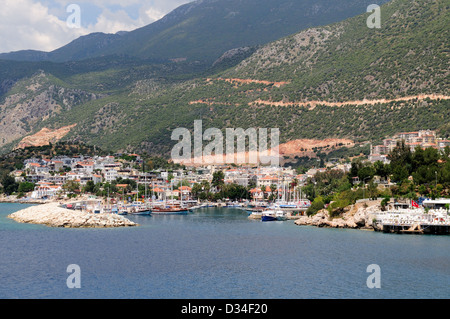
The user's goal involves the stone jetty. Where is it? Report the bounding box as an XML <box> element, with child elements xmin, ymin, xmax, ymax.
<box><xmin>8</xmin><ymin>202</ymin><xmax>137</xmax><ymax>228</ymax></box>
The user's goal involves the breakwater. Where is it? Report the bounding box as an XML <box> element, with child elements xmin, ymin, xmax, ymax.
<box><xmin>8</xmin><ymin>202</ymin><xmax>137</xmax><ymax>228</ymax></box>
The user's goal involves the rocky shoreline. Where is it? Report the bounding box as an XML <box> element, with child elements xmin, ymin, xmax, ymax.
<box><xmin>294</xmin><ymin>200</ymin><xmax>382</xmax><ymax>231</ymax></box>
<box><xmin>7</xmin><ymin>202</ymin><xmax>137</xmax><ymax>228</ymax></box>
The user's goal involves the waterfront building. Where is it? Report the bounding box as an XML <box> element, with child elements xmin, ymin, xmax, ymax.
<box><xmin>371</xmin><ymin>130</ymin><xmax>444</xmax><ymax>157</ymax></box>
<box><xmin>30</xmin><ymin>182</ymin><xmax>62</xmax><ymax>199</ymax></box>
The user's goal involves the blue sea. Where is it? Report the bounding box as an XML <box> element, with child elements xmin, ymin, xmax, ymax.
<box><xmin>0</xmin><ymin>203</ymin><xmax>449</xmax><ymax>299</ymax></box>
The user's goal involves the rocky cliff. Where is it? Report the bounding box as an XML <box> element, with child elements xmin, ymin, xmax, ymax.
<box><xmin>295</xmin><ymin>200</ymin><xmax>382</xmax><ymax>230</ymax></box>
<box><xmin>0</xmin><ymin>72</ymin><xmax>100</xmax><ymax>151</ymax></box>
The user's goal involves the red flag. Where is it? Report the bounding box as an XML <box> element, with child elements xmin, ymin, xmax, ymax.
<box><xmin>412</xmin><ymin>200</ymin><xmax>419</xmax><ymax>208</ymax></box>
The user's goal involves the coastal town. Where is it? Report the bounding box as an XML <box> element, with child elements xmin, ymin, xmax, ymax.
<box><xmin>3</xmin><ymin>152</ymin><xmax>314</xmax><ymax>202</ymax></box>
<box><xmin>1</xmin><ymin>0</ymin><xmax>449</xmax><ymax>302</ymax></box>
<box><xmin>1</xmin><ymin>130</ymin><xmax>448</xmax><ymax>202</ymax></box>
<box><xmin>1</xmin><ymin>129</ymin><xmax>449</xmax><ymax>234</ymax></box>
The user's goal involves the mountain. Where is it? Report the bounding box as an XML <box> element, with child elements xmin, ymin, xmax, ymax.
<box><xmin>0</xmin><ymin>0</ymin><xmax>448</xmax><ymax>160</ymax></box>
<box><xmin>0</xmin><ymin>0</ymin><xmax>388</xmax><ymax>64</ymax></box>
<box><xmin>225</xmin><ymin>0</ymin><xmax>449</xmax><ymax>101</ymax></box>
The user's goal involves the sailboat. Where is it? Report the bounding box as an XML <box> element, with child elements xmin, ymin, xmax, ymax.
<box><xmin>151</xmin><ymin>205</ymin><xmax>189</xmax><ymax>214</ymax></box>
<box><xmin>129</xmin><ymin>166</ymin><xmax>151</xmax><ymax>215</ymax></box>
<box><xmin>151</xmin><ymin>179</ymin><xmax>188</xmax><ymax>215</ymax></box>
<box><xmin>129</xmin><ymin>202</ymin><xmax>152</xmax><ymax>215</ymax></box>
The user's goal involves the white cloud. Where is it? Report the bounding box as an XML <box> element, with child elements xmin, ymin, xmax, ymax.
<box><xmin>0</xmin><ymin>0</ymin><xmax>84</xmax><ymax>52</ymax></box>
<box><xmin>1</xmin><ymin>0</ymin><xmax>193</xmax><ymax>53</ymax></box>
<box><xmin>145</xmin><ymin>7</ymin><xmax>166</xmax><ymax>22</ymax></box>
<box><xmin>89</xmin><ymin>8</ymin><xmax>142</xmax><ymax>33</ymax></box>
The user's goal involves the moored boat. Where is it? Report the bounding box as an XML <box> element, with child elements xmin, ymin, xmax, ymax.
<box><xmin>130</xmin><ymin>208</ymin><xmax>152</xmax><ymax>216</ymax></box>
<box><xmin>275</xmin><ymin>210</ymin><xmax>288</xmax><ymax>221</ymax></box>
<box><xmin>261</xmin><ymin>210</ymin><xmax>280</xmax><ymax>222</ymax></box>
<box><xmin>151</xmin><ymin>205</ymin><xmax>189</xmax><ymax>215</ymax></box>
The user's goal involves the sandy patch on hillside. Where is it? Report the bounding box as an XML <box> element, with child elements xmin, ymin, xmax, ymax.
<box><xmin>15</xmin><ymin>124</ymin><xmax>77</xmax><ymax>149</ymax></box>
<box><xmin>251</xmin><ymin>94</ymin><xmax>450</xmax><ymax>110</ymax></box>
<box><xmin>174</xmin><ymin>138</ymin><xmax>354</xmax><ymax>166</ymax></box>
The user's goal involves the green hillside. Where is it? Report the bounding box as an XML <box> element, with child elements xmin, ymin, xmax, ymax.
<box><xmin>0</xmin><ymin>0</ymin><xmax>448</xmax><ymax>158</ymax></box>
<box><xmin>224</xmin><ymin>0</ymin><xmax>449</xmax><ymax>101</ymax></box>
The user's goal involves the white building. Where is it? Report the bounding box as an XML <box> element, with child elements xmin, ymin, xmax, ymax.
<box><xmin>31</xmin><ymin>183</ymin><xmax>62</xmax><ymax>199</ymax></box>
<box><xmin>104</xmin><ymin>169</ymin><xmax>118</xmax><ymax>183</ymax></box>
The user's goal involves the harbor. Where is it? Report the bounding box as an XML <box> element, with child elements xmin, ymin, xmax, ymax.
<box><xmin>56</xmin><ymin>190</ymin><xmax>311</xmax><ymax>222</ymax></box>
<box><xmin>5</xmin><ymin>194</ymin><xmax>450</xmax><ymax>235</ymax></box>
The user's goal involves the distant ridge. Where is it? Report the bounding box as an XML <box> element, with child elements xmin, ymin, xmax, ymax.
<box><xmin>0</xmin><ymin>0</ymin><xmax>390</xmax><ymax>64</ymax></box>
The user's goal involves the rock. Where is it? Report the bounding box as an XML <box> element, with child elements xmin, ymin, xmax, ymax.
<box><xmin>294</xmin><ymin>215</ymin><xmax>312</xmax><ymax>226</ymax></box>
<box><xmin>8</xmin><ymin>202</ymin><xmax>137</xmax><ymax>228</ymax></box>
<box><xmin>353</xmin><ymin>210</ymin><xmax>367</xmax><ymax>227</ymax></box>
<box><xmin>329</xmin><ymin>218</ymin><xmax>346</xmax><ymax>228</ymax></box>
<box><xmin>294</xmin><ymin>200</ymin><xmax>383</xmax><ymax>231</ymax></box>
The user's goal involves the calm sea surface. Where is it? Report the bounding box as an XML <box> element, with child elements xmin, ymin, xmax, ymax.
<box><xmin>0</xmin><ymin>203</ymin><xmax>449</xmax><ymax>299</ymax></box>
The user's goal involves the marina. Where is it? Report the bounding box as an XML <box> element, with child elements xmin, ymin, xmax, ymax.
<box><xmin>57</xmin><ymin>195</ymin><xmax>311</xmax><ymax>222</ymax></box>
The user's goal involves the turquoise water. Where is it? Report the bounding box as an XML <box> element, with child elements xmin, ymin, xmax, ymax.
<box><xmin>0</xmin><ymin>203</ymin><xmax>449</xmax><ymax>299</ymax></box>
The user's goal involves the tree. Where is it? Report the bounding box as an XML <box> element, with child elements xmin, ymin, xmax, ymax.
<box><xmin>18</xmin><ymin>182</ymin><xmax>35</xmax><ymax>193</ymax></box>
<box><xmin>374</xmin><ymin>160</ymin><xmax>390</xmax><ymax>179</ymax></box>
<box><xmin>418</xmin><ymin>184</ymin><xmax>428</xmax><ymax>196</ymax></box>
<box><xmin>391</xmin><ymin>165</ymin><xmax>409</xmax><ymax>183</ymax></box>
<box><xmin>442</xmin><ymin>146</ymin><xmax>450</xmax><ymax>160</ymax></box>
<box><xmin>222</xmin><ymin>183</ymin><xmax>249</xmax><ymax>201</ymax></box>
<box><xmin>349</xmin><ymin>158</ymin><xmax>364</xmax><ymax>183</ymax></box>
<box><xmin>1</xmin><ymin>174</ymin><xmax>18</xmax><ymax>195</ymax></box>
<box><xmin>381</xmin><ymin>196</ymin><xmax>390</xmax><ymax>211</ymax></box>
<box><xmin>358</xmin><ymin>165</ymin><xmax>375</xmax><ymax>182</ymax></box>
<box><xmin>83</xmin><ymin>180</ymin><xmax>96</xmax><ymax>194</ymax></box>
<box><xmin>301</xmin><ymin>181</ymin><xmax>315</xmax><ymax>201</ymax></box>
<box><xmin>201</xmin><ymin>180</ymin><xmax>211</xmax><ymax>193</ymax></box>
<box><xmin>191</xmin><ymin>183</ymin><xmax>203</xmax><ymax>199</ymax></box>
<box><xmin>63</xmin><ymin>180</ymin><xmax>81</xmax><ymax>194</ymax></box>
<box><xmin>388</xmin><ymin>140</ymin><xmax>412</xmax><ymax>178</ymax></box>
<box><xmin>306</xmin><ymin>196</ymin><xmax>324</xmax><ymax>216</ymax></box>
<box><xmin>212</xmin><ymin>170</ymin><xmax>225</xmax><ymax>190</ymax></box>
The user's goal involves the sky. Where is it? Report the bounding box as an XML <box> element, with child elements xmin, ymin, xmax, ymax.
<box><xmin>0</xmin><ymin>0</ymin><xmax>193</xmax><ymax>54</ymax></box>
